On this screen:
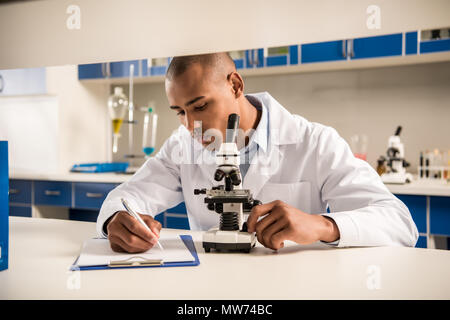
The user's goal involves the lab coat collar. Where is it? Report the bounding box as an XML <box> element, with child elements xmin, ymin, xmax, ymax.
<box><xmin>246</xmin><ymin>92</ymin><xmax>302</xmax><ymax>147</ymax></box>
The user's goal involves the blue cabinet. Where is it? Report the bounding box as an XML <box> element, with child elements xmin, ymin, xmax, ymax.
<box><xmin>110</xmin><ymin>60</ymin><xmax>140</xmax><ymax>78</ymax></box>
<box><xmin>165</xmin><ymin>202</ymin><xmax>190</xmax><ymax>230</ymax></box>
<box><xmin>142</xmin><ymin>58</ymin><xmax>171</xmax><ymax>76</ymax></box>
<box><xmin>351</xmin><ymin>33</ymin><xmax>403</xmax><ymax>59</ymax></box>
<box><xmin>78</xmin><ymin>63</ymin><xmax>107</xmax><ymax>79</ymax></box>
<box><xmin>420</xmin><ymin>38</ymin><xmax>450</xmax><ymax>54</ymax></box>
<box><xmin>0</xmin><ymin>141</ymin><xmax>9</xmax><ymax>271</ymax></box>
<box><xmin>34</xmin><ymin>181</ymin><xmax>72</xmax><ymax>207</ymax></box>
<box><xmin>265</xmin><ymin>46</ymin><xmax>299</xmax><ymax>67</ymax></box>
<box><xmin>245</xmin><ymin>49</ymin><xmax>264</xmax><ymax>68</ymax></box>
<box><xmin>9</xmin><ymin>205</ymin><xmax>32</xmax><ymax>217</ymax></box>
<box><xmin>74</xmin><ymin>182</ymin><xmax>117</xmax><ymax>210</ymax></box>
<box><xmin>430</xmin><ymin>196</ymin><xmax>450</xmax><ymax>236</ymax></box>
<box><xmin>416</xmin><ymin>236</ymin><xmax>427</xmax><ymax>248</ymax></box>
<box><xmin>405</xmin><ymin>31</ymin><xmax>418</xmax><ymax>55</ymax></box>
<box><xmin>9</xmin><ymin>180</ymin><xmax>32</xmax><ymax>204</ymax></box>
<box><xmin>301</xmin><ymin>40</ymin><xmax>347</xmax><ymax>64</ymax></box>
<box><xmin>395</xmin><ymin>194</ymin><xmax>427</xmax><ymax>234</ymax></box>
<box><xmin>0</xmin><ymin>67</ymin><xmax>46</xmax><ymax>96</ymax></box>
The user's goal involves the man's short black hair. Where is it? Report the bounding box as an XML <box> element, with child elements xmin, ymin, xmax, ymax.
<box><xmin>166</xmin><ymin>52</ymin><xmax>236</xmax><ymax>80</ymax></box>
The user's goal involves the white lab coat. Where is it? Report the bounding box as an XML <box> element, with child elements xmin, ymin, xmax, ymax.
<box><xmin>97</xmin><ymin>92</ymin><xmax>418</xmax><ymax>247</ymax></box>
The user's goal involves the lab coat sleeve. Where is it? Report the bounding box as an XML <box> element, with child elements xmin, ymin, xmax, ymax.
<box><xmin>315</xmin><ymin>126</ymin><xmax>419</xmax><ymax>248</ymax></box>
<box><xmin>96</xmin><ymin>133</ymin><xmax>184</xmax><ymax>238</ymax></box>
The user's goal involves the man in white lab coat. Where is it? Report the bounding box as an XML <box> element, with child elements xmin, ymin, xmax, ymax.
<box><xmin>97</xmin><ymin>52</ymin><xmax>418</xmax><ymax>253</ymax></box>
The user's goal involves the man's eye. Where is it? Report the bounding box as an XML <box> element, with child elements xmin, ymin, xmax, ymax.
<box><xmin>194</xmin><ymin>103</ymin><xmax>207</xmax><ymax>111</ymax></box>
<box><xmin>177</xmin><ymin>110</ymin><xmax>185</xmax><ymax>116</ymax></box>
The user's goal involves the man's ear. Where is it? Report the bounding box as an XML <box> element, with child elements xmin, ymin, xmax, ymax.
<box><xmin>228</xmin><ymin>72</ymin><xmax>244</xmax><ymax>98</ymax></box>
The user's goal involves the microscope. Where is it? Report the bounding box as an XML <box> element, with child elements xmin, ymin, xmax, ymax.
<box><xmin>380</xmin><ymin>126</ymin><xmax>413</xmax><ymax>184</ymax></box>
<box><xmin>194</xmin><ymin>114</ymin><xmax>260</xmax><ymax>253</ymax></box>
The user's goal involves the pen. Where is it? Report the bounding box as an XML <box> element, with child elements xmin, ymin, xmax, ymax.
<box><xmin>120</xmin><ymin>198</ymin><xmax>164</xmax><ymax>250</ymax></box>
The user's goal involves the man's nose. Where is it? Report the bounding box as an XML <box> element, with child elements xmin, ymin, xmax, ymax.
<box><xmin>184</xmin><ymin>113</ymin><xmax>194</xmax><ymax>132</ymax></box>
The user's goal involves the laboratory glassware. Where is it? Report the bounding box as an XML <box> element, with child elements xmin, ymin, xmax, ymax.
<box><xmin>142</xmin><ymin>106</ymin><xmax>158</xmax><ymax>157</ymax></box>
<box><xmin>108</xmin><ymin>87</ymin><xmax>128</xmax><ymax>153</ymax></box>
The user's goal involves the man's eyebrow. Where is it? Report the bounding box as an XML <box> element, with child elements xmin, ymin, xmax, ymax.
<box><xmin>169</xmin><ymin>96</ymin><xmax>205</xmax><ymax>110</ymax></box>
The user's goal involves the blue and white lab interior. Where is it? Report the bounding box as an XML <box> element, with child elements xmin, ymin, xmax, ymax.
<box><xmin>0</xmin><ymin>0</ymin><xmax>449</xmax><ymax>301</ymax></box>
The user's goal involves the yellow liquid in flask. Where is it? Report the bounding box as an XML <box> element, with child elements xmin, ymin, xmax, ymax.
<box><xmin>112</xmin><ymin>118</ymin><xmax>123</xmax><ymax>134</ymax></box>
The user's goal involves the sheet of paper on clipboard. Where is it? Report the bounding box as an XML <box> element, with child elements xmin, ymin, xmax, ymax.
<box><xmin>75</xmin><ymin>234</ymin><xmax>196</xmax><ymax>268</ymax></box>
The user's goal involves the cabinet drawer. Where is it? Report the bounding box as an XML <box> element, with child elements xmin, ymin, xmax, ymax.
<box><xmin>74</xmin><ymin>182</ymin><xmax>117</xmax><ymax>210</ymax></box>
<box><xmin>415</xmin><ymin>236</ymin><xmax>427</xmax><ymax>248</ymax></box>
<box><xmin>166</xmin><ymin>202</ymin><xmax>187</xmax><ymax>214</ymax></box>
<box><xmin>166</xmin><ymin>216</ymin><xmax>190</xmax><ymax>230</ymax></box>
<box><xmin>34</xmin><ymin>181</ymin><xmax>71</xmax><ymax>207</ymax></box>
<box><xmin>395</xmin><ymin>194</ymin><xmax>426</xmax><ymax>234</ymax></box>
<box><xmin>9</xmin><ymin>179</ymin><xmax>32</xmax><ymax>204</ymax></box>
<box><xmin>430</xmin><ymin>196</ymin><xmax>450</xmax><ymax>236</ymax></box>
<box><xmin>9</xmin><ymin>205</ymin><xmax>32</xmax><ymax>217</ymax></box>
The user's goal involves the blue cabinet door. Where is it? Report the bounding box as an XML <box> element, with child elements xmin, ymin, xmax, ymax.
<box><xmin>166</xmin><ymin>202</ymin><xmax>187</xmax><ymax>214</ymax></box>
<box><xmin>0</xmin><ymin>141</ymin><xmax>9</xmax><ymax>271</ymax></box>
<box><xmin>420</xmin><ymin>38</ymin><xmax>450</xmax><ymax>54</ymax></box>
<box><xmin>265</xmin><ymin>45</ymin><xmax>299</xmax><ymax>67</ymax></box>
<box><xmin>416</xmin><ymin>235</ymin><xmax>427</xmax><ymax>248</ymax></box>
<box><xmin>245</xmin><ymin>49</ymin><xmax>264</xmax><ymax>68</ymax></box>
<box><xmin>74</xmin><ymin>182</ymin><xmax>117</xmax><ymax>210</ymax></box>
<box><xmin>405</xmin><ymin>31</ymin><xmax>418</xmax><ymax>55</ymax></box>
<box><xmin>9</xmin><ymin>205</ymin><xmax>32</xmax><ymax>217</ymax></box>
<box><xmin>430</xmin><ymin>196</ymin><xmax>450</xmax><ymax>236</ymax></box>
<box><xmin>395</xmin><ymin>194</ymin><xmax>427</xmax><ymax>234</ymax></box>
<box><xmin>166</xmin><ymin>216</ymin><xmax>190</xmax><ymax>230</ymax></box>
<box><xmin>142</xmin><ymin>58</ymin><xmax>171</xmax><ymax>76</ymax></box>
<box><xmin>0</xmin><ymin>68</ymin><xmax>46</xmax><ymax>96</ymax></box>
<box><xmin>78</xmin><ymin>63</ymin><xmax>106</xmax><ymax>79</ymax></box>
<box><xmin>110</xmin><ymin>60</ymin><xmax>140</xmax><ymax>78</ymax></box>
<box><xmin>9</xmin><ymin>179</ymin><xmax>32</xmax><ymax>204</ymax></box>
<box><xmin>351</xmin><ymin>33</ymin><xmax>403</xmax><ymax>59</ymax></box>
<box><xmin>34</xmin><ymin>181</ymin><xmax>71</xmax><ymax>207</ymax></box>
<box><xmin>301</xmin><ymin>40</ymin><xmax>347</xmax><ymax>63</ymax></box>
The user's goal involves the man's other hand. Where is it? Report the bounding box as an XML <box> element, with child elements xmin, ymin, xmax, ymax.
<box><xmin>246</xmin><ymin>200</ymin><xmax>340</xmax><ymax>250</ymax></box>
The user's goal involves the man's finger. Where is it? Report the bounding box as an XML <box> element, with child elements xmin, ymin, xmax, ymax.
<box><xmin>261</xmin><ymin>218</ymin><xmax>289</xmax><ymax>250</ymax></box>
<box><xmin>110</xmin><ymin>233</ymin><xmax>152</xmax><ymax>253</ymax></box>
<box><xmin>271</xmin><ymin>229</ymin><xmax>290</xmax><ymax>250</ymax></box>
<box><xmin>118</xmin><ymin>212</ymin><xmax>157</xmax><ymax>243</ymax></box>
<box><xmin>113</xmin><ymin>223</ymin><xmax>156</xmax><ymax>252</ymax></box>
<box><xmin>247</xmin><ymin>200</ymin><xmax>282</xmax><ymax>233</ymax></box>
<box><xmin>142</xmin><ymin>215</ymin><xmax>162</xmax><ymax>237</ymax></box>
<box><xmin>254</xmin><ymin>208</ymin><xmax>283</xmax><ymax>236</ymax></box>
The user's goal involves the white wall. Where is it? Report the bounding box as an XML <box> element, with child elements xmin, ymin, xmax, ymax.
<box><xmin>1</xmin><ymin>0</ymin><xmax>450</xmax><ymax>69</ymax></box>
<box><xmin>46</xmin><ymin>65</ymin><xmax>110</xmax><ymax>172</ymax></box>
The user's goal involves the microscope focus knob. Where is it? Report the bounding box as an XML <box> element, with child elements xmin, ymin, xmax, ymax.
<box><xmin>194</xmin><ymin>188</ymin><xmax>207</xmax><ymax>195</ymax></box>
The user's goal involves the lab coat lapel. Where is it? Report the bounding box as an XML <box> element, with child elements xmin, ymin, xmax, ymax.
<box><xmin>242</xmin><ymin>92</ymin><xmax>300</xmax><ymax>199</ymax></box>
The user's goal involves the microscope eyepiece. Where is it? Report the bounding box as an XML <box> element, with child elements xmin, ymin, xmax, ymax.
<box><xmin>229</xmin><ymin>168</ymin><xmax>241</xmax><ymax>186</ymax></box>
<box><xmin>214</xmin><ymin>169</ymin><xmax>225</xmax><ymax>182</ymax></box>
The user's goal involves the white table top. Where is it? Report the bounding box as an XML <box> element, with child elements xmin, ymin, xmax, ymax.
<box><xmin>1</xmin><ymin>217</ymin><xmax>449</xmax><ymax>299</ymax></box>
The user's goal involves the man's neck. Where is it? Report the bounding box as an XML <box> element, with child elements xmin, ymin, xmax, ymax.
<box><xmin>238</xmin><ymin>96</ymin><xmax>262</xmax><ymax>147</ymax></box>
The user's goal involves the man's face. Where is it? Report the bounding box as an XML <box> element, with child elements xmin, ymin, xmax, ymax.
<box><xmin>165</xmin><ymin>63</ymin><xmax>240</xmax><ymax>149</ymax></box>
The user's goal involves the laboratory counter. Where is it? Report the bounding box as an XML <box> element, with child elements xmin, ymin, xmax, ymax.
<box><xmin>9</xmin><ymin>170</ymin><xmax>450</xmax><ymax>196</ymax></box>
<box><xmin>1</xmin><ymin>217</ymin><xmax>449</xmax><ymax>299</ymax></box>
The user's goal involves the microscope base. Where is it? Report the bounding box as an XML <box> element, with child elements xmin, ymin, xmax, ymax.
<box><xmin>202</xmin><ymin>228</ymin><xmax>256</xmax><ymax>253</ymax></box>
<box><xmin>381</xmin><ymin>172</ymin><xmax>413</xmax><ymax>184</ymax></box>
